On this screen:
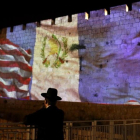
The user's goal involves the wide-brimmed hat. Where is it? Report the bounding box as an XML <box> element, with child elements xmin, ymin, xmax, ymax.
<box><xmin>41</xmin><ymin>88</ymin><xmax>62</xmax><ymax>100</ymax></box>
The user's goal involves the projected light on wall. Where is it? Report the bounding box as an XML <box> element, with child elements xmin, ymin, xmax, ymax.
<box><xmin>104</xmin><ymin>9</ymin><xmax>108</xmax><ymax>15</ymax></box>
<box><xmin>0</xmin><ymin>39</ymin><xmax>32</xmax><ymax>99</ymax></box>
<box><xmin>1</xmin><ymin>2</ymin><xmax>140</xmax><ymax>105</ymax></box>
<box><xmin>126</xmin><ymin>5</ymin><xmax>129</xmax><ymax>12</ymax></box>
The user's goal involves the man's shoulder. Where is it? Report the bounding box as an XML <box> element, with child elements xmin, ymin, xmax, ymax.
<box><xmin>57</xmin><ymin>108</ymin><xmax>64</xmax><ymax>116</ymax></box>
<box><xmin>56</xmin><ymin>106</ymin><xmax>64</xmax><ymax>112</ymax></box>
<box><xmin>59</xmin><ymin>108</ymin><xmax>64</xmax><ymax>113</ymax></box>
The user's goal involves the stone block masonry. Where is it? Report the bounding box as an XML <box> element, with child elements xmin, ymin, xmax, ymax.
<box><xmin>0</xmin><ymin>98</ymin><xmax>140</xmax><ymax>122</ymax></box>
<box><xmin>0</xmin><ymin>2</ymin><xmax>140</xmax><ymax>122</ymax></box>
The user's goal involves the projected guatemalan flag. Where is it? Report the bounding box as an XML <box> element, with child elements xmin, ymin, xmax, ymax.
<box><xmin>0</xmin><ymin>39</ymin><xmax>32</xmax><ymax>100</ymax></box>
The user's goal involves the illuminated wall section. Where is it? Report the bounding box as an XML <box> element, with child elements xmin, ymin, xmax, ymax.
<box><xmin>5</xmin><ymin>23</ymin><xmax>36</xmax><ymax>99</ymax></box>
<box><xmin>1</xmin><ymin>1</ymin><xmax>140</xmax><ymax>104</ymax></box>
<box><xmin>6</xmin><ymin>23</ymin><xmax>36</xmax><ymax>66</ymax></box>
<box><xmin>78</xmin><ymin>3</ymin><xmax>140</xmax><ymax>104</ymax></box>
<box><xmin>30</xmin><ymin>16</ymin><xmax>80</xmax><ymax>101</ymax></box>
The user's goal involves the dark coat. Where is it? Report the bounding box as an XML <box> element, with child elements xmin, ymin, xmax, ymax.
<box><xmin>24</xmin><ymin>105</ymin><xmax>64</xmax><ymax>140</ymax></box>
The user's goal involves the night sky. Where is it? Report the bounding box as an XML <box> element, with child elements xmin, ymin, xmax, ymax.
<box><xmin>0</xmin><ymin>0</ymin><xmax>139</xmax><ymax>28</ymax></box>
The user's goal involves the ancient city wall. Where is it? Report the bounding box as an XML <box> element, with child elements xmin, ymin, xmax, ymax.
<box><xmin>0</xmin><ymin>2</ymin><xmax>140</xmax><ymax>122</ymax></box>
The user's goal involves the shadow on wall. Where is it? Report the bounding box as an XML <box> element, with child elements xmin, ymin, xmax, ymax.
<box><xmin>0</xmin><ymin>97</ymin><xmax>140</xmax><ymax>122</ymax></box>
<box><xmin>0</xmin><ymin>98</ymin><xmax>43</xmax><ymax>122</ymax></box>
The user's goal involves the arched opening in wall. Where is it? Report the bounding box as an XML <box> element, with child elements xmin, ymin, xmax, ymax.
<box><xmin>85</xmin><ymin>11</ymin><xmax>90</xmax><ymax>20</ymax></box>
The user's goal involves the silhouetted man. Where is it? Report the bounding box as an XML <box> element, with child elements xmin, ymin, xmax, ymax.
<box><xmin>24</xmin><ymin>88</ymin><xmax>64</xmax><ymax>140</ymax></box>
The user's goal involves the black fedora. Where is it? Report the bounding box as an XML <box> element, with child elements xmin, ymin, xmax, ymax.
<box><xmin>41</xmin><ymin>88</ymin><xmax>62</xmax><ymax>100</ymax></box>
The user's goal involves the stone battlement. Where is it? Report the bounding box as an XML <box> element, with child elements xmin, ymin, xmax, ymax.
<box><xmin>0</xmin><ymin>1</ymin><xmax>139</xmax><ymax>33</ymax></box>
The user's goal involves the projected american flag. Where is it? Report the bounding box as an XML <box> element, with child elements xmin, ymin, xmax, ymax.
<box><xmin>0</xmin><ymin>39</ymin><xmax>32</xmax><ymax>99</ymax></box>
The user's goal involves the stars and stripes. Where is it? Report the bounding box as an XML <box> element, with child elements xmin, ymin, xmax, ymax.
<box><xmin>0</xmin><ymin>39</ymin><xmax>32</xmax><ymax>99</ymax></box>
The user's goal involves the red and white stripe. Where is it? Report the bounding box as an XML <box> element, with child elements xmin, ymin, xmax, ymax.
<box><xmin>124</xmin><ymin>100</ymin><xmax>140</xmax><ymax>105</ymax></box>
<box><xmin>0</xmin><ymin>39</ymin><xmax>32</xmax><ymax>99</ymax></box>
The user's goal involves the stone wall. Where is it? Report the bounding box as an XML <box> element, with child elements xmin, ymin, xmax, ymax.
<box><xmin>0</xmin><ymin>98</ymin><xmax>140</xmax><ymax>123</ymax></box>
<box><xmin>77</xmin><ymin>3</ymin><xmax>140</xmax><ymax>104</ymax></box>
<box><xmin>0</xmin><ymin>2</ymin><xmax>140</xmax><ymax>122</ymax></box>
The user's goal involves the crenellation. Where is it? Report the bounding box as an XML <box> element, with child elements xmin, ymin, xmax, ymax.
<box><xmin>71</xmin><ymin>14</ymin><xmax>78</xmax><ymax>22</ymax></box>
<box><xmin>132</xmin><ymin>1</ymin><xmax>140</xmax><ymax>12</ymax></box>
<box><xmin>14</xmin><ymin>25</ymin><xmax>23</xmax><ymax>31</ymax></box>
<box><xmin>6</xmin><ymin>27</ymin><xmax>11</xmax><ymax>33</ymax></box>
<box><xmin>90</xmin><ymin>9</ymin><xmax>105</xmax><ymax>18</ymax></box>
<box><xmin>78</xmin><ymin>12</ymin><xmax>86</xmax><ymax>20</ymax></box>
<box><xmin>61</xmin><ymin>15</ymin><xmax>69</xmax><ymax>23</ymax></box>
<box><xmin>41</xmin><ymin>19</ymin><xmax>52</xmax><ymax>26</ymax></box>
<box><xmin>1</xmin><ymin>3</ymin><xmax>140</xmax><ymax>33</ymax></box>
<box><xmin>1</xmin><ymin>2</ymin><xmax>140</xmax><ymax>123</ymax></box>
<box><xmin>110</xmin><ymin>5</ymin><xmax>127</xmax><ymax>14</ymax></box>
<box><xmin>26</xmin><ymin>23</ymin><xmax>36</xmax><ymax>28</ymax></box>
<box><xmin>55</xmin><ymin>17</ymin><xmax>62</xmax><ymax>25</ymax></box>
